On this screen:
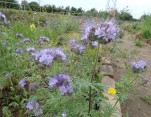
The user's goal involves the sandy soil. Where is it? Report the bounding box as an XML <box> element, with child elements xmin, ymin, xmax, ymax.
<box><xmin>112</xmin><ymin>32</ymin><xmax>151</xmax><ymax>117</ymax></box>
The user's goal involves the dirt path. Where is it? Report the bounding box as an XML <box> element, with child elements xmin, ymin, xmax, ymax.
<box><xmin>113</xmin><ymin>32</ymin><xmax>151</xmax><ymax>117</ymax></box>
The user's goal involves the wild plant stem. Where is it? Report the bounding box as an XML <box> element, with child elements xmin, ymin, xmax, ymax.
<box><xmin>127</xmin><ymin>73</ymin><xmax>139</xmax><ymax>87</ymax></box>
<box><xmin>88</xmin><ymin>45</ymin><xmax>100</xmax><ymax>115</ymax></box>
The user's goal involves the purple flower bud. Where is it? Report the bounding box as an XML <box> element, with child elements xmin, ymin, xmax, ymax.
<box><xmin>21</xmin><ymin>38</ymin><xmax>30</xmax><ymax>43</ymax></box>
<box><xmin>34</xmin><ymin>109</ymin><xmax>43</xmax><ymax>116</ymax></box>
<box><xmin>19</xmin><ymin>79</ymin><xmax>26</xmax><ymax>88</ymax></box>
<box><xmin>131</xmin><ymin>59</ymin><xmax>147</xmax><ymax>72</ymax></box>
<box><xmin>49</xmin><ymin>77</ymin><xmax>58</xmax><ymax>89</ymax></box>
<box><xmin>32</xmin><ymin>48</ymin><xmax>66</xmax><ymax>66</ymax></box>
<box><xmin>69</xmin><ymin>39</ymin><xmax>77</xmax><ymax>47</ymax></box>
<box><xmin>77</xmin><ymin>45</ymin><xmax>85</xmax><ymax>54</ymax></box>
<box><xmin>26</xmin><ymin>101</ymin><xmax>39</xmax><ymax>110</ymax></box>
<box><xmin>26</xmin><ymin>47</ymin><xmax>35</xmax><ymax>53</ymax></box>
<box><xmin>91</xmin><ymin>41</ymin><xmax>98</xmax><ymax>47</ymax></box>
<box><xmin>49</xmin><ymin>73</ymin><xmax>73</xmax><ymax>96</ymax></box>
<box><xmin>16</xmin><ymin>33</ymin><xmax>23</xmax><ymax>38</ymax></box>
<box><xmin>38</xmin><ymin>36</ymin><xmax>50</xmax><ymax>45</ymax></box>
<box><xmin>16</xmin><ymin>48</ymin><xmax>23</xmax><ymax>53</ymax></box>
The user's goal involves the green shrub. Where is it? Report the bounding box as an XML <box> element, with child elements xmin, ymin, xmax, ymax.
<box><xmin>134</xmin><ymin>40</ymin><xmax>144</xmax><ymax>47</ymax></box>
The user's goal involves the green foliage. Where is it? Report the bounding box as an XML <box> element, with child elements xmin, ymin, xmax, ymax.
<box><xmin>2</xmin><ymin>106</ymin><xmax>11</xmax><ymax>117</ymax></box>
<box><xmin>141</xmin><ymin>95</ymin><xmax>151</xmax><ymax>105</ymax></box>
<box><xmin>28</xmin><ymin>1</ymin><xmax>40</xmax><ymax>11</ymax></box>
<box><xmin>134</xmin><ymin>40</ymin><xmax>144</xmax><ymax>47</ymax></box>
<box><xmin>141</xmin><ymin>16</ymin><xmax>151</xmax><ymax>39</ymax></box>
<box><xmin>0</xmin><ymin>0</ymin><xmax>20</xmax><ymax>9</ymax></box>
<box><xmin>116</xmin><ymin>7</ymin><xmax>133</xmax><ymax>21</ymax></box>
<box><xmin>116</xmin><ymin>65</ymin><xmax>137</xmax><ymax>103</ymax></box>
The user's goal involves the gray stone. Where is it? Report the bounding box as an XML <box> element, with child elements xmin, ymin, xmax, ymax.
<box><xmin>100</xmin><ymin>65</ymin><xmax>114</xmax><ymax>78</ymax></box>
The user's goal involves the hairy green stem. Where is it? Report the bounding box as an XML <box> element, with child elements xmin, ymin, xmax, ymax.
<box><xmin>88</xmin><ymin>45</ymin><xmax>100</xmax><ymax>115</ymax></box>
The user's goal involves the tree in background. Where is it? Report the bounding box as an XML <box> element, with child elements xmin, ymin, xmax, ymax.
<box><xmin>86</xmin><ymin>8</ymin><xmax>98</xmax><ymax>16</ymax></box>
<box><xmin>21</xmin><ymin>0</ymin><xmax>29</xmax><ymax>10</ymax></box>
<box><xmin>0</xmin><ymin>0</ymin><xmax>20</xmax><ymax>9</ymax></box>
<box><xmin>28</xmin><ymin>1</ymin><xmax>40</xmax><ymax>11</ymax></box>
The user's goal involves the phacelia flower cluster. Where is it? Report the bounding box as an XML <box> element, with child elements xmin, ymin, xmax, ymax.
<box><xmin>16</xmin><ymin>33</ymin><xmax>23</xmax><ymax>38</ymax></box>
<box><xmin>81</xmin><ymin>19</ymin><xmax>117</xmax><ymax>44</ymax></box>
<box><xmin>16</xmin><ymin>48</ymin><xmax>23</xmax><ymax>53</ymax></box>
<box><xmin>49</xmin><ymin>73</ymin><xmax>73</xmax><ymax>96</ymax></box>
<box><xmin>131</xmin><ymin>59</ymin><xmax>147</xmax><ymax>72</ymax></box>
<box><xmin>0</xmin><ymin>12</ymin><xmax>9</xmax><ymax>24</ymax></box>
<box><xmin>26</xmin><ymin>47</ymin><xmax>35</xmax><ymax>53</ymax></box>
<box><xmin>69</xmin><ymin>39</ymin><xmax>85</xmax><ymax>54</ymax></box>
<box><xmin>19</xmin><ymin>79</ymin><xmax>26</xmax><ymax>88</ymax></box>
<box><xmin>32</xmin><ymin>48</ymin><xmax>66</xmax><ymax>66</ymax></box>
<box><xmin>26</xmin><ymin>101</ymin><xmax>43</xmax><ymax>116</ymax></box>
<box><xmin>21</xmin><ymin>38</ymin><xmax>30</xmax><ymax>43</ymax></box>
<box><xmin>38</xmin><ymin>36</ymin><xmax>50</xmax><ymax>45</ymax></box>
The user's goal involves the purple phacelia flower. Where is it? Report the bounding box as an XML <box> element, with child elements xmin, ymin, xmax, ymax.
<box><xmin>131</xmin><ymin>59</ymin><xmax>147</xmax><ymax>72</ymax></box>
<box><xmin>81</xmin><ymin>19</ymin><xmax>118</xmax><ymax>44</ymax></box>
<box><xmin>51</xmin><ymin>48</ymin><xmax>66</xmax><ymax>61</ymax></box>
<box><xmin>49</xmin><ymin>73</ymin><xmax>73</xmax><ymax>96</ymax></box>
<box><xmin>69</xmin><ymin>39</ymin><xmax>77</xmax><ymax>47</ymax></box>
<box><xmin>16</xmin><ymin>48</ymin><xmax>22</xmax><ymax>53</ymax></box>
<box><xmin>0</xmin><ymin>12</ymin><xmax>9</xmax><ymax>25</ymax></box>
<box><xmin>49</xmin><ymin>77</ymin><xmax>58</xmax><ymax>89</ymax></box>
<box><xmin>32</xmin><ymin>48</ymin><xmax>66</xmax><ymax>66</ymax></box>
<box><xmin>26</xmin><ymin>101</ymin><xmax>39</xmax><ymax>110</ymax></box>
<box><xmin>94</xmin><ymin>20</ymin><xmax>117</xmax><ymax>44</ymax></box>
<box><xmin>91</xmin><ymin>41</ymin><xmax>98</xmax><ymax>47</ymax></box>
<box><xmin>16</xmin><ymin>33</ymin><xmax>23</xmax><ymax>38</ymax></box>
<box><xmin>21</xmin><ymin>38</ymin><xmax>30</xmax><ymax>43</ymax></box>
<box><xmin>77</xmin><ymin>45</ymin><xmax>85</xmax><ymax>54</ymax></box>
<box><xmin>34</xmin><ymin>109</ymin><xmax>43</xmax><ymax>116</ymax></box>
<box><xmin>26</xmin><ymin>101</ymin><xmax>43</xmax><ymax>116</ymax></box>
<box><xmin>26</xmin><ymin>47</ymin><xmax>35</xmax><ymax>53</ymax></box>
<box><xmin>19</xmin><ymin>79</ymin><xmax>26</xmax><ymax>88</ymax></box>
<box><xmin>69</xmin><ymin>40</ymin><xmax>85</xmax><ymax>54</ymax></box>
<box><xmin>38</xmin><ymin>36</ymin><xmax>50</xmax><ymax>45</ymax></box>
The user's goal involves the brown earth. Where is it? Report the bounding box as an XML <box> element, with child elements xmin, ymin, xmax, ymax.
<box><xmin>112</xmin><ymin>32</ymin><xmax>151</xmax><ymax>117</ymax></box>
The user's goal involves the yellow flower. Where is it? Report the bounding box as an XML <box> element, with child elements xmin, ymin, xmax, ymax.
<box><xmin>108</xmin><ymin>87</ymin><xmax>116</xmax><ymax>95</ymax></box>
<box><xmin>30</xmin><ymin>24</ymin><xmax>36</xmax><ymax>30</ymax></box>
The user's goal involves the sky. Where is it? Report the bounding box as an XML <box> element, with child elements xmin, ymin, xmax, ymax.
<box><xmin>17</xmin><ymin>0</ymin><xmax>151</xmax><ymax>19</ymax></box>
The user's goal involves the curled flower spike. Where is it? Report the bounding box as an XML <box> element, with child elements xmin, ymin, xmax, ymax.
<box><xmin>30</xmin><ymin>24</ymin><xmax>36</xmax><ymax>30</ymax></box>
<box><xmin>16</xmin><ymin>33</ymin><xmax>23</xmax><ymax>38</ymax></box>
<box><xmin>21</xmin><ymin>38</ymin><xmax>30</xmax><ymax>43</ymax></box>
<box><xmin>16</xmin><ymin>48</ymin><xmax>23</xmax><ymax>53</ymax></box>
<box><xmin>26</xmin><ymin>101</ymin><xmax>43</xmax><ymax>116</ymax></box>
<box><xmin>108</xmin><ymin>87</ymin><xmax>116</xmax><ymax>95</ymax></box>
<box><xmin>69</xmin><ymin>39</ymin><xmax>85</xmax><ymax>54</ymax></box>
<box><xmin>26</xmin><ymin>47</ymin><xmax>35</xmax><ymax>53</ymax></box>
<box><xmin>38</xmin><ymin>36</ymin><xmax>50</xmax><ymax>45</ymax></box>
<box><xmin>131</xmin><ymin>59</ymin><xmax>147</xmax><ymax>72</ymax></box>
<box><xmin>19</xmin><ymin>79</ymin><xmax>26</xmax><ymax>88</ymax></box>
<box><xmin>32</xmin><ymin>48</ymin><xmax>66</xmax><ymax>66</ymax></box>
<box><xmin>81</xmin><ymin>19</ymin><xmax>118</xmax><ymax>44</ymax></box>
<box><xmin>49</xmin><ymin>73</ymin><xmax>73</xmax><ymax>96</ymax></box>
